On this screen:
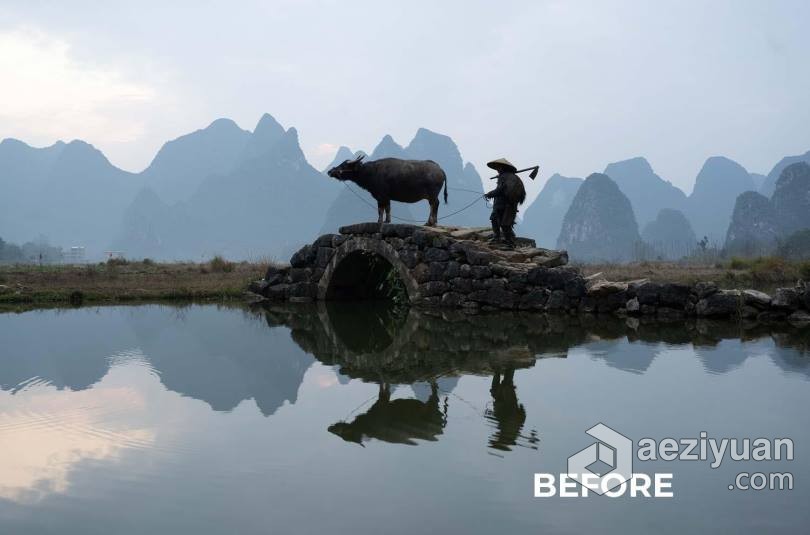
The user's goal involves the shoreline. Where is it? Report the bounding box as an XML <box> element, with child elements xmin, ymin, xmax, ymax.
<box><xmin>0</xmin><ymin>260</ymin><xmax>265</xmax><ymax>310</ymax></box>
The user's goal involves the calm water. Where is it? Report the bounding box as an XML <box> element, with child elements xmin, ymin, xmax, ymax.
<box><xmin>1</xmin><ymin>303</ymin><xmax>809</xmax><ymax>534</ymax></box>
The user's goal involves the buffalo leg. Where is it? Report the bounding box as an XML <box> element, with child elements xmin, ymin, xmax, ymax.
<box><xmin>377</xmin><ymin>203</ymin><xmax>384</xmax><ymax>226</ymax></box>
<box><xmin>384</xmin><ymin>202</ymin><xmax>392</xmax><ymax>223</ymax></box>
<box><xmin>426</xmin><ymin>198</ymin><xmax>439</xmax><ymax>226</ymax></box>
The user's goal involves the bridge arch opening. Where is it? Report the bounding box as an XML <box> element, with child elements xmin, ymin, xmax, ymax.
<box><xmin>325</xmin><ymin>250</ymin><xmax>409</xmax><ymax>302</ymax></box>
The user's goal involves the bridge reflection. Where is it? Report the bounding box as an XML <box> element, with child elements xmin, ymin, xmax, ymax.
<box><xmin>2</xmin><ymin>303</ymin><xmax>809</xmax><ymax>454</ymax></box>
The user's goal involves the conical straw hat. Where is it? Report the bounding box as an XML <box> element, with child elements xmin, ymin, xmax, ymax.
<box><xmin>486</xmin><ymin>158</ymin><xmax>517</xmax><ymax>173</ymax></box>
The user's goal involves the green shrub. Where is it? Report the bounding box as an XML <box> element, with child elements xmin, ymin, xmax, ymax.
<box><xmin>107</xmin><ymin>257</ymin><xmax>128</xmax><ymax>266</ymax></box>
<box><xmin>208</xmin><ymin>255</ymin><xmax>235</xmax><ymax>273</ymax></box>
<box><xmin>799</xmin><ymin>261</ymin><xmax>810</xmax><ymax>280</ymax></box>
<box><xmin>777</xmin><ymin>229</ymin><xmax>810</xmax><ymax>260</ymax></box>
<box><xmin>729</xmin><ymin>257</ymin><xmax>750</xmax><ymax>270</ymax></box>
<box><xmin>142</xmin><ymin>258</ymin><xmax>155</xmax><ymax>266</ymax></box>
<box><xmin>750</xmin><ymin>256</ymin><xmax>788</xmax><ymax>282</ymax></box>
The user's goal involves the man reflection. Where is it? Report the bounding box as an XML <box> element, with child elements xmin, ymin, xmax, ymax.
<box><xmin>486</xmin><ymin>367</ymin><xmax>538</xmax><ymax>452</ymax></box>
<box><xmin>328</xmin><ymin>381</ymin><xmax>447</xmax><ymax>446</ymax></box>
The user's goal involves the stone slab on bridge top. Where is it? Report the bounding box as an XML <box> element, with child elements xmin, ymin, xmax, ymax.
<box><xmin>337</xmin><ymin>222</ymin><xmax>560</xmax><ymax>265</ymax></box>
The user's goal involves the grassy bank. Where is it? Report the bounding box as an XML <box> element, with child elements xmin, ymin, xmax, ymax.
<box><xmin>0</xmin><ymin>257</ymin><xmax>266</xmax><ymax>309</ymax></box>
<box><xmin>580</xmin><ymin>256</ymin><xmax>810</xmax><ymax>289</ymax></box>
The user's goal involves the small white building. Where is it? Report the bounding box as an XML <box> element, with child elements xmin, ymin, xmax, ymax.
<box><xmin>64</xmin><ymin>246</ymin><xmax>86</xmax><ymax>264</ymax></box>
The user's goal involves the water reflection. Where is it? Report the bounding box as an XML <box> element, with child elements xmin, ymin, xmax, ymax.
<box><xmin>329</xmin><ymin>381</ymin><xmax>447</xmax><ymax>446</ymax></box>
<box><xmin>2</xmin><ymin>303</ymin><xmax>810</xmax><ymax>534</ymax></box>
<box><xmin>486</xmin><ymin>367</ymin><xmax>539</xmax><ymax>452</ymax></box>
<box><xmin>3</xmin><ymin>303</ymin><xmax>810</xmax><ymax>435</ymax></box>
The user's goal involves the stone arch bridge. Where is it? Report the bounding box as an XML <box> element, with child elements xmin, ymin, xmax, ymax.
<box><xmin>249</xmin><ymin>222</ymin><xmax>810</xmax><ymax>321</ymax></box>
<box><xmin>251</xmin><ymin>222</ymin><xmax>573</xmax><ymax>311</ymax></box>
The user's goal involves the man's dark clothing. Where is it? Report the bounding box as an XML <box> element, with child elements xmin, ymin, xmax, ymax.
<box><xmin>485</xmin><ymin>172</ymin><xmax>524</xmax><ymax>245</ymax></box>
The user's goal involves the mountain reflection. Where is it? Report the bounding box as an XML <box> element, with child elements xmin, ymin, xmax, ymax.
<box><xmin>1</xmin><ymin>303</ymin><xmax>809</xmax><ymax>455</ymax></box>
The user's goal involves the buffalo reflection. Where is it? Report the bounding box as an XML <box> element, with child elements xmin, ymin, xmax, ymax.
<box><xmin>329</xmin><ymin>381</ymin><xmax>447</xmax><ymax>446</ymax></box>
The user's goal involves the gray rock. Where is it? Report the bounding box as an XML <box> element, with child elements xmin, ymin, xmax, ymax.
<box><xmin>742</xmin><ymin>289</ymin><xmax>771</xmax><ymax>309</ymax></box>
<box><xmin>397</xmin><ymin>249</ymin><xmax>421</xmax><ymax>268</ymax></box>
<box><xmin>314</xmin><ymin>234</ymin><xmax>338</xmax><ymax>248</ymax></box>
<box><xmin>659</xmin><ymin>283</ymin><xmax>691</xmax><ymax>308</ymax></box>
<box><xmin>290</xmin><ymin>245</ymin><xmax>315</xmax><ymax>268</ymax></box>
<box><xmin>315</xmin><ymin>247</ymin><xmax>334</xmax><ymax>267</ymax></box>
<box><xmin>473</xmin><ymin>278</ymin><xmax>506</xmax><ymax>291</ymax></box>
<box><xmin>578</xmin><ymin>296</ymin><xmax>597</xmax><ymax>313</ymax></box>
<box><xmin>474</xmin><ymin>287</ymin><xmax>517</xmax><ymax>309</ymax></box>
<box><xmin>420</xmin><ymin>281</ymin><xmax>449</xmax><ymax>296</ymax></box>
<box><xmin>339</xmin><ymin>222</ymin><xmax>384</xmax><ymax>235</ymax></box>
<box><xmin>684</xmin><ymin>300</ymin><xmax>696</xmax><ymax>315</ymax></box>
<box><xmin>527</xmin><ymin>266</ymin><xmax>580</xmax><ymax>290</ymax></box>
<box><xmin>445</xmin><ymin>261</ymin><xmax>461</xmax><ymax>279</ymax></box>
<box><xmin>459</xmin><ymin>263</ymin><xmax>472</xmax><ymax>278</ymax></box>
<box><xmin>466</xmin><ymin>249</ymin><xmax>496</xmax><ymax>266</ymax></box>
<box><xmin>381</xmin><ymin>224</ymin><xmax>419</xmax><ymax>238</ymax></box>
<box><xmin>441</xmin><ymin>292</ymin><xmax>465</xmax><ymax>307</ymax></box>
<box><xmin>523</xmin><ymin>248</ymin><xmax>568</xmax><ymax>268</ymax></box>
<box><xmin>657</xmin><ymin>307</ymin><xmax>685</xmax><ymax>320</ymax></box>
<box><xmin>424</xmin><ymin>247</ymin><xmax>450</xmax><ymax>262</ymax></box>
<box><xmin>696</xmin><ymin>290</ymin><xmax>740</xmax><ymax>317</ymax></box>
<box><xmin>412</xmin><ymin>230</ymin><xmax>433</xmax><ymax>247</ymax></box>
<box><xmin>635</xmin><ymin>282</ymin><xmax>662</xmax><ymax>305</ymax></box>
<box><xmin>289</xmin><ymin>267</ymin><xmax>311</xmax><ymax>283</ymax></box>
<box><xmin>519</xmin><ymin>289</ymin><xmax>548</xmax><ymax>310</ymax></box>
<box><xmin>264</xmin><ymin>264</ymin><xmax>289</xmax><ymax>282</ymax></box>
<box><xmin>411</xmin><ymin>263</ymin><xmax>429</xmax><ymax>283</ymax></box>
<box><xmin>545</xmin><ymin>290</ymin><xmax>567</xmax><ymax>311</ymax></box>
<box><xmin>787</xmin><ymin>310</ymin><xmax>810</xmax><ymax>326</ymax></box>
<box><xmin>450</xmin><ymin>277</ymin><xmax>473</xmax><ymax>293</ymax></box>
<box><xmin>470</xmin><ymin>266</ymin><xmax>492</xmax><ymax>279</ymax></box>
<box><xmin>507</xmin><ymin>280</ymin><xmax>527</xmax><ymax>293</ymax></box>
<box><xmin>565</xmin><ymin>278</ymin><xmax>587</xmax><ymax>299</ymax></box>
<box><xmin>757</xmin><ymin>310</ymin><xmax>787</xmax><ymax>323</ymax></box>
<box><xmin>626</xmin><ymin>297</ymin><xmax>640</xmax><ymax>314</ymax></box>
<box><xmin>640</xmin><ymin>304</ymin><xmax>657</xmax><ymax>315</ymax></box>
<box><xmin>772</xmin><ymin>288</ymin><xmax>800</xmax><ymax>310</ymax></box>
<box><xmin>248</xmin><ymin>280</ymin><xmax>269</xmax><ymax>295</ymax></box>
<box><xmin>586</xmin><ymin>280</ymin><xmax>628</xmax><ymax>297</ymax></box>
<box><xmin>694</xmin><ymin>281</ymin><xmax>719</xmax><ymax>299</ymax></box>
<box><xmin>428</xmin><ymin>262</ymin><xmax>447</xmax><ymax>281</ymax></box>
<box><xmin>740</xmin><ymin>305</ymin><xmax>760</xmax><ymax>319</ymax></box>
<box><xmin>288</xmin><ymin>282</ymin><xmax>317</xmax><ymax>298</ymax></box>
<box><xmin>597</xmin><ymin>291</ymin><xmax>627</xmax><ymax>312</ymax></box>
<box><xmin>266</xmin><ymin>283</ymin><xmax>289</xmax><ymax>300</ymax></box>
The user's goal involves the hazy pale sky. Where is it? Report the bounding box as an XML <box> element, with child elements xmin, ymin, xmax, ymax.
<box><xmin>1</xmin><ymin>0</ymin><xmax>808</xmax><ymax>198</ymax></box>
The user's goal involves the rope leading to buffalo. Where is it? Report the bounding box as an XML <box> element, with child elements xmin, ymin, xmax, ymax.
<box><xmin>342</xmin><ymin>182</ymin><xmax>489</xmax><ymax>224</ymax></box>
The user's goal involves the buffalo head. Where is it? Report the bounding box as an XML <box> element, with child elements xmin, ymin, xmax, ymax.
<box><xmin>328</xmin><ymin>421</ymin><xmax>365</xmax><ymax>445</ymax></box>
<box><xmin>327</xmin><ymin>154</ymin><xmax>365</xmax><ymax>180</ymax></box>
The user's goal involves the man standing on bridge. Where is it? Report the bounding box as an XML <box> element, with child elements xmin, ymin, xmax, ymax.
<box><xmin>484</xmin><ymin>158</ymin><xmax>526</xmax><ymax>248</ymax></box>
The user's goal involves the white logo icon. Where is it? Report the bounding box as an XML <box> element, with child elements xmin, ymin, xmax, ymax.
<box><xmin>567</xmin><ymin>423</ymin><xmax>633</xmax><ymax>495</ymax></box>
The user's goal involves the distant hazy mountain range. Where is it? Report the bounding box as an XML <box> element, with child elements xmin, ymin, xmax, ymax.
<box><xmin>1</xmin><ymin>112</ymin><xmax>808</xmax><ymax>262</ymax></box>
<box><xmin>726</xmin><ymin>162</ymin><xmax>810</xmax><ymax>256</ymax></box>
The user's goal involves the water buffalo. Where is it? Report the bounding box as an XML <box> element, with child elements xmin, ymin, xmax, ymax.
<box><xmin>327</xmin><ymin>155</ymin><xmax>447</xmax><ymax>226</ymax></box>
